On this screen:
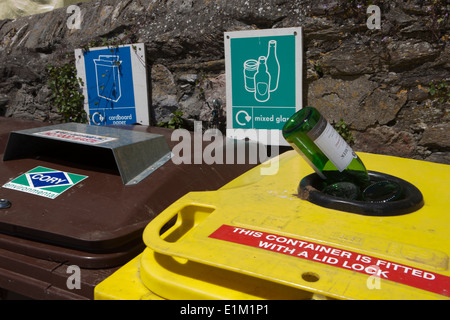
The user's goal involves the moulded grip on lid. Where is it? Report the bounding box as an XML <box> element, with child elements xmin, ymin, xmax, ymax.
<box><xmin>142</xmin><ymin>193</ymin><xmax>216</xmax><ymax>252</ymax></box>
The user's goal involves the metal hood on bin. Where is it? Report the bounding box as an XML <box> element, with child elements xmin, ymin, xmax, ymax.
<box><xmin>3</xmin><ymin>123</ymin><xmax>172</xmax><ymax>186</ymax></box>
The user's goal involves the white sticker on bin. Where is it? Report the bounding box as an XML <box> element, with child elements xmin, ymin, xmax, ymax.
<box><xmin>34</xmin><ymin>129</ymin><xmax>117</xmax><ymax>144</ymax></box>
<box><xmin>209</xmin><ymin>224</ymin><xmax>450</xmax><ymax>298</ymax></box>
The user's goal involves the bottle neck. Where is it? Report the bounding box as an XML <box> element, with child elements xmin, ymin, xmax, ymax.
<box><xmin>268</xmin><ymin>40</ymin><xmax>276</xmax><ymax>54</ymax></box>
<box><xmin>257</xmin><ymin>57</ymin><xmax>268</xmax><ymax>72</ymax></box>
<box><xmin>282</xmin><ymin>107</ymin><xmax>315</xmax><ymax>137</ymax></box>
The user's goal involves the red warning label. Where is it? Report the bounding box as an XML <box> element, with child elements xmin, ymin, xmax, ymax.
<box><xmin>208</xmin><ymin>224</ymin><xmax>450</xmax><ymax>297</ymax></box>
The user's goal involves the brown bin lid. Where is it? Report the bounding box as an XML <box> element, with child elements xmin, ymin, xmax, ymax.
<box><xmin>0</xmin><ymin>122</ymin><xmax>259</xmax><ymax>268</ymax></box>
<box><xmin>0</xmin><ymin>117</ymin><xmax>50</xmax><ymax>152</ymax></box>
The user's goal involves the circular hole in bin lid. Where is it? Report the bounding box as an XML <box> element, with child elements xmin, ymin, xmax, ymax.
<box><xmin>302</xmin><ymin>272</ymin><xmax>320</xmax><ymax>283</ymax></box>
<box><xmin>298</xmin><ymin>171</ymin><xmax>424</xmax><ymax>216</ymax></box>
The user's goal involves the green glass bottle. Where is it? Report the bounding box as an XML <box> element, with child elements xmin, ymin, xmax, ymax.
<box><xmin>282</xmin><ymin>107</ymin><xmax>370</xmax><ymax>189</ymax></box>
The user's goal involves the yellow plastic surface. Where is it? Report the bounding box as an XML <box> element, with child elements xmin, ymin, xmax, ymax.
<box><xmin>94</xmin><ymin>253</ymin><xmax>163</xmax><ymax>300</ymax></box>
<box><xmin>96</xmin><ymin>151</ymin><xmax>450</xmax><ymax>300</ymax></box>
<box><xmin>140</xmin><ymin>151</ymin><xmax>450</xmax><ymax>300</ymax></box>
<box><xmin>139</xmin><ymin>246</ymin><xmax>323</xmax><ymax>300</ymax></box>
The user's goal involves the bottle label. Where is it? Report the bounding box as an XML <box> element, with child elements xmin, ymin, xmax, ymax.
<box><xmin>308</xmin><ymin>116</ymin><xmax>353</xmax><ymax>172</ymax></box>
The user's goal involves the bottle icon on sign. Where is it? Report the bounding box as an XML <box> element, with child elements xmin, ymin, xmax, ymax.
<box><xmin>266</xmin><ymin>40</ymin><xmax>280</xmax><ymax>92</ymax></box>
<box><xmin>243</xmin><ymin>40</ymin><xmax>280</xmax><ymax>102</ymax></box>
<box><xmin>254</xmin><ymin>56</ymin><xmax>271</xmax><ymax>102</ymax></box>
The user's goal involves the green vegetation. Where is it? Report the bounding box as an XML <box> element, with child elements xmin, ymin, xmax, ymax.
<box><xmin>46</xmin><ymin>62</ymin><xmax>87</xmax><ymax>123</ymax></box>
<box><xmin>333</xmin><ymin>118</ymin><xmax>355</xmax><ymax>145</ymax></box>
<box><xmin>157</xmin><ymin>110</ymin><xmax>185</xmax><ymax>129</ymax></box>
<box><xmin>428</xmin><ymin>80</ymin><xmax>449</xmax><ymax>103</ymax></box>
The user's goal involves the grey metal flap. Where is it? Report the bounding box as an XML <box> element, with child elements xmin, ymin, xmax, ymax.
<box><xmin>3</xmin><ymin>123</ymin><xmax>172</xmax><ymax>185</ymax></box>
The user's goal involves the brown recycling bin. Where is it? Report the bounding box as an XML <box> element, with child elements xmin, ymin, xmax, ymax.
<box><xmin>0</xmin><ymin>118</ymin><xmax>262</xmax><ymax>299</ymax></box>
<box><xmin>0</xmin><ymin>118</ymin><xmax>50</xmax><ymax>151</ymax></box>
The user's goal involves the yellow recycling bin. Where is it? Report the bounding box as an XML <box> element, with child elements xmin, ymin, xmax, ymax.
<box><xmin>95</xmin><ymin>150</ymin><xmax>450</xmax><ymax>300</ymax></box>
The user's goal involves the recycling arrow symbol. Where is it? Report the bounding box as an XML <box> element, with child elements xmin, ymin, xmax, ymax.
<box><xmin>236</xmin><ymin>110</ymin><xmax>252</xmax><ymax>126</ymax></box>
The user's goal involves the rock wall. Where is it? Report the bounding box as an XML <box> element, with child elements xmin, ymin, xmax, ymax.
<box><xmin>0</xmin><ymin>0</ymin><xmax>448</xmax><ymax>164</ymax></box>
<box><xmin>0</xmin><ymin>0</ymin><xmax>89</xmax><ymax>20</ymax></box>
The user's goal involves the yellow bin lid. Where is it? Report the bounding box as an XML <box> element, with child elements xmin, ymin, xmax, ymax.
<box><xmin>140</xmin><ymin>151</ymin><xmax>449</xmax><ymax>300</ymax></box>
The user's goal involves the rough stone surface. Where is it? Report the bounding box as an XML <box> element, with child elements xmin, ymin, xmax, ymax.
<box><xmin>151</xmin><ymin>64</ymin><xmax>178</xmax><ymax>123</ymax></box>
<box><xmin>307</xmin><ymin>76</ymin><xmax>409</xmax><ymax>130</ymax></box>
<box><xmin>0</xmin><ymin>0</ymin><xmax>448</xmax><ymax>164</ymax></box>
<box><xmin>354</xmin><ymin>126</ymin><xmax>416</xmax><ymax>159</ymax></box>
<box><xmin>420</xmin><ymin>123</ymin><xmax>450</xmax><ymax>149</ymax></box>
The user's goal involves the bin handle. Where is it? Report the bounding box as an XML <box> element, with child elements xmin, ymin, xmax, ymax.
<box><xmin>142</xmin><ymin>192</ymin><xmax>217</xmax><ymax>251</ymax></box>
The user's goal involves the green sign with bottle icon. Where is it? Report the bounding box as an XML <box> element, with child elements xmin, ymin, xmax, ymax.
<box><xmin>225</xmin><ymin>27</ymin><xmax>303</xmax><ymax>145</ymax></box>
